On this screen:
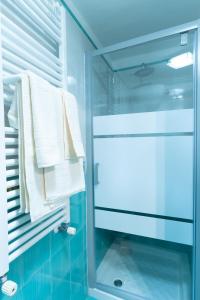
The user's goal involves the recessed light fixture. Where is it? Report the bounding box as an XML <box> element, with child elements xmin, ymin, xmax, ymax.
<box><xmin>167</xmin><ymin>52</ymin><xmax>193</xmax><ymax>69</ymax></box>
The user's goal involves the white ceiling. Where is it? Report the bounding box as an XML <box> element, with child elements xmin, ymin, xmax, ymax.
<box><xmin>67</xmin><ymin>0</ymin><xmax>200</xmax><ymax>46</ymax></box>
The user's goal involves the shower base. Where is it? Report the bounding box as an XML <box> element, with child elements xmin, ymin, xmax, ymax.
<box><xmin>97</xmin><ymin>238</ymin><xmax>191</xmax><ymax>300</ymax></box>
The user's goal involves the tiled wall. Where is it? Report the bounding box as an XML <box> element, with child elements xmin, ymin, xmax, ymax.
<box><xmin>0</xmin><ymin>193</ymin><xmax>87</xmax><ymax>300</ymax></box>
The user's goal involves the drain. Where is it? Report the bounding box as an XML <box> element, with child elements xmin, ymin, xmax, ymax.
<box><xmin>113</xmin><ymin>279</ymin><xmax>123</xmax><ymax>287</ymax></box>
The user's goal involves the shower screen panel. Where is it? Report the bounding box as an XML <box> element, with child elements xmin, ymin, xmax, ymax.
<box><xmin>89</xmin><ymin>29</ymin><xmax>196</xmax><ymax>300</ymax></box>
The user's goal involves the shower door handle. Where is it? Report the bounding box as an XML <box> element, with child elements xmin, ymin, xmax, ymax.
<box><xmin>94</xmin><ymin>163</ymin><xmax>99</xmax><ymax>185</ymax></box>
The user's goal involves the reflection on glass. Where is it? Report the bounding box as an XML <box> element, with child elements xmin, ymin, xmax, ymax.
<box><xmin>92</xmin><ymin>31</ymin><xmax>194</xmax><ymax>300</ymax></box>
<box><xmin>93</xmin><ymin>31</ymin><xmax>194</xmax><ymax>116</ymax></box>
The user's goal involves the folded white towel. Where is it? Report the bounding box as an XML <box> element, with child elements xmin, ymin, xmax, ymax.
<box><xmin>44</xmin><ymin>91</ymin><xmax>85</xmax><ymax>203</ymax></box>
<box><xmin>8</xmin><ymin>73</ymin><xmax>67</xmax><ymax>222</ymax></box>
<box><xmin>27</xmin><ymin>71</ymin><xmax>65</xmax><ymax>168</ymax></box>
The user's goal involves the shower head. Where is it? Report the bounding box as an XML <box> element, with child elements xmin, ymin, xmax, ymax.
<box><xmin>134</xmin><ymin>64</ymin><xmax>154</xmax><ymax>78</ymax></box>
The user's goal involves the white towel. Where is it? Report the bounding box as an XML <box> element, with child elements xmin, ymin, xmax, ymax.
<box><xmin>27</xmin><ymin>71</ymin><xmax>65</xmax><ymax>168</ymax></box>
<box><xmin>63</xmin><ymin>91</ymin><xmax>85</xmax><ymax>158</ymax></box>
<box><xmin>44</xmin><ymin>158</ymin><xmax>85</xmax><ymax>202</ymax></box>
<box><xmin>8</xmin><ymin>73</ymin><xmax>67</xmax><ymax>222</ymax></box>
<box><xmin>44</xmin><ymin>91</ymin><xmax>85</xmax><ymax>202</ymax></box>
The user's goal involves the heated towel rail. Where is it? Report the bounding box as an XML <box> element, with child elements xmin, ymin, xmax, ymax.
<box><xmin>0</xmin><ymin>0</ymin><xmax>68</xmax><ymax>288</ymax></box>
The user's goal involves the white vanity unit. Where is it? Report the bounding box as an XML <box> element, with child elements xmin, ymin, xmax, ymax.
<box><xmin>93</xmin><ymin>109</ymin><xmax>193</xmax><ymax>245</ymax></box>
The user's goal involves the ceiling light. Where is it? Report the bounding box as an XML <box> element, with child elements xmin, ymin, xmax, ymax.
<box><xmin>167</xmin><ymin>52</ymin><xmax>193</xmax><ymax>69</ymax></box>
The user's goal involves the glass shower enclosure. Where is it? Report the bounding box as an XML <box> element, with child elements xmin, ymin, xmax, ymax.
<box><xmin>86</xmin><ymin>20</ymin><xmax>200</xmax><ymax>300</ymax></box>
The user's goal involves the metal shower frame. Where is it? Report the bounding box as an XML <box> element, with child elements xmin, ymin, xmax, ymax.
<box><xmin>86</xmin><ymin>19</ymin><xmax>200</xmax><ymax>300</ymax></box>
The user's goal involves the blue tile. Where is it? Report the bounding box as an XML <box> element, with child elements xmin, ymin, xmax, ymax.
<box><xmin>50</xmin><ymin>231</ymin><xmax>70</xmax><ymax>257</ymax></box>
<box><xmin>50</xmin><ymin>247</ymin><xmax>71</xmax><ymax>281</ymax></box>
<box><xmin>70</xmin><ymin>282</ymin><xmax>86</xmax><ymax>300</ymax></box>
<box><xmin>2</xmin><ymin>193</ymin><xmax>87</xmax><ymax>299</ymax></box>
<box><xmin>70</xmin><ymin>230</ymin><xmax>84</xmax><ymax>262</ymax></box>
<box><xmin>70</xmin><ymin>193</ymin><xmax>85</xmax><ymax>233</ymax></box>
<box><xmin>21</xmin><ymin>272</ymin><xmax>52</xmax><ymax>300</ymax></box>
<box><xmin>51</xmin><ymin>277</ymin><xmax>71</xmax><ymax>300</ymax></box>
<box><xmin>71</xmin><ymin>254</ymin><xmax>86</xmax><ymax>285</ymax></box>
<box><xmin>22</xmin><ymin>234</ymin><xmax>51</xmax><ymax>284</ymax></box>
<box><xmin>0</xmin><ymin>289</ymin><xmax>24</xmax><ymax>300</ymax></box>
<box><xmin>7</xmin><ymin>255</ymin><xmax>25</xmax><ymax>288</ymax></box>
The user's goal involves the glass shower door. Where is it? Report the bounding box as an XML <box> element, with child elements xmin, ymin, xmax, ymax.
<box><xmin>90</xmin><ymin>30</ymin><xmax>195</xmax><ymax>300</ymax></box>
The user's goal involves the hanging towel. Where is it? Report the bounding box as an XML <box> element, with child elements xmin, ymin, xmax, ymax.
<box><xmin>44</xmin><ymin>91</ymin><xmax>85</xmax><ymax>203</ymax></box>
<box><xmin>27</xmin><ymin>71</ymin><xmax>65</xmax><ymax>168</ymax></box>
<box><xmin>63</xmin><ymin>91</ymin><xmax>85</xmax><ymax>159</ymax></box>
<box><xmin>44</xmin><ymin>158</ymin><xmax>85</xmax><ymax>202</ymax></box>
<box><xmin>8</xmin><ymin>73</ymin><xmax>67</xmax><ymax>222</ymax></box>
